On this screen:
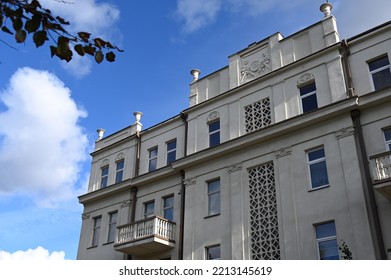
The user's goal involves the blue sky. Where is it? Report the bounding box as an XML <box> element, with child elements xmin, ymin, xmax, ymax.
<box><xmin>0</xmin><ymin>0</ymin><xmax>390</xmax><ymax>260</ymax></box>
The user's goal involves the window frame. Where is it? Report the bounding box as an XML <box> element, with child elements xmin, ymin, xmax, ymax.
<box><xmin>205</xmin><ymin>244</ymin><xmax>221</xmax><ymax>260</ymax></box>
<box><xmin>315</xmin><ymin>221</ymin><xmax>339</xmax><ymax>260</ymax></box>
<box><xmin>107</xmin><ymin>211</ymin><xmax>118</xmax><ymax>243</ymax></box>
<box><xmin>207</xmin><ymin>179</ymin><xmax>221</xmax><ymax>216</ymax></box>
<box><xmin>166</xmin><ymin>139</ymin><xmax>177</xmax><ymax>165</ymax></box>
<box><xmin>148</xmin><ymin>146</ymin><xmax>158</xmax><ymax>172</ymax></box>
<box><xmin>383</xmin><ymin>127</ymin><xmax>391</xmax><ymax>151</ymax></box>
<box><xmin>208</xmin><ymin>120</ymin><xmax>220</xmax><ymax>147</ymax></box>
<box><xmin>368</xmin><ymin>54</ymin><xmax>391</xmax><ymax>91</ymax></box>
<box><xmin>307</xmin><ymin>146</ymin><xmax>329</xmax><ymax>190</ymax></box>
<box><xmin>91</xmin><ymin>216</ymin><xmax>102</xmax><ymax>247</ymax></box>
<box><xmin>299</xmin><ymin>82</ymin><xmax>318</xmax><ymax>113</ymax></box>
<box><xmin>115</xmin><ymin>160</ymin><xmax>124</xmax><ymax>184</ymax></box>
<box><xmin>144</xmin><ymin>200</ymin><xmax>155</xmax><ymax>218</ymax></box>
<box><xmin>163</xmin><ymin>195</ymin><xmax>174</xmax><ymax>221</ymax></box>
<box><xmin>100</xmin><ymin>166</ymin><xmax>109</xmax><ymax>188</ymax></box>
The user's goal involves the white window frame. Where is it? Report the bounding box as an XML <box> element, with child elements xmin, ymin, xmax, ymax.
<box><xmin>315</xmin><ymin>221</ymin><xmax>339</xmax><ymax>260</ymax></box>
<box><xmin>166</xmin><ymin>139</ymin><xmax>177</xmax><ymax>165</ymax></box>
<box><xmin>208</xmin><ymin>120</ymin><xmax>220</xmax><ymax>147</ymax></box>
<box><xmin>368</xmin><ymin>55</ymin><xmax>391</xmax><ymax>91</ymax></box>
<box><xmin>205</xmin><ymin>244</ymin><xmax>221</xmax><ymax>260</ymax></box>
<box><xmin>107</xmin><ymin>211</ymin><xmax>118</xmax><ymax>243</ymax></box>
<box><xmin>144</xmin><ymin>201</ymin><xmax>155</xmax><ymax>218</ymax></box>
<box><xmin>383</xmin><ymin>127</ymin><xmax>391</xmax><ymax>151</ymax></box>
<box><xmin>207</xmin><ymin>179</ymin><xmax>220</xmax><ymax>216</ymax></box>
<box><xmin>100</xmin><ymin>166</ymin><xmax>109</xmax><ymax>188</ymax></box>
<box><xmin>163</xmin><ymin>195</ymin><xmax>174</xmax><ymax>221</ymax></box>
<box><xmin>115</xmin><ymin>160</ymin><xmax>124</xmax><ymax>184</ymax></box>
<box><xmin>148</xmin><ymin>147</ymin><xmax>158</xmax><ymax>172</ymax></box>
<box><xmin>91</xmin><ymin>216</ymin><xmax>102</xmax><ymax>247</ymax></box>
<box><xmin>299</xmin><ymin>82</ymin><xmax>318</xmax><ymax>113</ymax></box>
<box><xmin>307</xmin><ymin>147</ymin><xmax>329</xmax><ymax>190</ymax></box>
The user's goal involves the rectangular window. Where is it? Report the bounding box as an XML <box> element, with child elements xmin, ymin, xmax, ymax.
<box><xmin>206</xmin><ymin>245</ymin><xmax>221</xmax><ymax>260</ymax></box>
<box><xmin>107</xmin><ymin>212</ymin><xmax>118</xmax><ymax>243</ymax></box>
<box><xmin>368</xmin><ymin>55</ymin><xmax>391</xmax><ymax>91</ymax></box>
<box><xmin>209</xmin><ymin>120</ymin><xmax>220</xmax><ymax>147</ymax></box>
<box><xmin>144</xmin><ymin>201</ymin><xmax>155</xmax><ymax>218</ymax></box>
<box><xmin>207</xmin><ymin>179</ymin><xmax>220</xmax><ymax>216</ymax></box>
<box><xmin>91</xmin><ymin>216</ymin><xmax>102</xmax><ymax>247</ymax></box>
<box><xmin>100</xmin><ymin>166</ymin><xmax>109</xmax><ymax>188</ymax></box>
<box><xmin>307</xmin><ymin>147</ymin><xmax>329</xmax><ymax>189</ymax></box>
<box><xmin>300</xmin><ymin>82</ymin><xmax>318</xmax><ymax>113</ymax></box>
<box><xmin>115</xmin><ymin>160</ymin><xmax>124</xmax><ymax>183</ymax></box>
<box><xmin>166</xmin><ymin>139</ymin><xmax>177</xmax><ymax>165</ymax></box>
<box><xmin>384</xmin><ymin>128</ymin><xmax>391</xmax><ymax>151</ymax></box>
<box><xmin>148</xmin><ymin>147</ymin><xmax>158</xmax><ymax>172</ymax></box>
<box><xmin>163</xmin><ymin>195</ymin><xmax>174</xmax><ymax>221</ymax></box>
<box><xmin>315</xmin><ymin>221</ymin><xmax>339</xmax><ymax>260</ymax></box>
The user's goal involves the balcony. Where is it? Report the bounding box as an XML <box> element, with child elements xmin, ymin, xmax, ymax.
<box><xmin>114</xmin><ymin>216</ymin><xmax>176</xmax><ymax>256</ymax></box>
<box><xmin>370</xmin><ymin>151</ymin><xmax>391</xmax><ymax>201</ymax></box>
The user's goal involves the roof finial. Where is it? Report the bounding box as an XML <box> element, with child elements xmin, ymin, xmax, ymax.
<box><xmin>320</xmin><ymin>1</ymin><xmax>333</xmax><ymax>17</ymax></box>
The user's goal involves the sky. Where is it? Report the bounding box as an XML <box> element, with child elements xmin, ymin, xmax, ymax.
<box><xmin>0</xmin><ymin>0</ymin><xmax>390</xmax><ymax>260</ymax></box>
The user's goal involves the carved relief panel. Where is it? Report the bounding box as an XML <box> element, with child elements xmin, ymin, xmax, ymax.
<box><xmin>240</xmin><ymin>45</ymin><xmax>271</xmax><ymax>84</ymax></box>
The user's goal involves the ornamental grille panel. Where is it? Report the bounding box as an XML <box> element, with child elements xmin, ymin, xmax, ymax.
<box><xmin>244</xmin><ymin>97</ymin><xmax>271</xmax><ymax>133</ymax></box>
<box><xmin>248</xmin><ymin>162</ymin><xmax>280</xmax><ymax>260</ymax></box>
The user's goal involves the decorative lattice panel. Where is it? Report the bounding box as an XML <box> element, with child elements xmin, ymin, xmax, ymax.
<box><xmin>248</xmin><ymin>162</ymin><xmax>280</xmax><ymax>260</ymax></box>
<box><xmin>244</xmin><ymin>97</ymin><xmax>271</xmax><ymax>133</ymax></box>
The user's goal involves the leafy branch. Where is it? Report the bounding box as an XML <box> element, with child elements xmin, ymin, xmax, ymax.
<box><xmin>0</xmin><ymin>0</ymin><xmax>122</xmax><ymax>63</ymax></box>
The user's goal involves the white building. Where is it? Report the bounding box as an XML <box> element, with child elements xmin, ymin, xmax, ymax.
<box><xmin>77</xmin><ymin>3</ymin><xmax>391</xmax><ymax>260</ymax></box>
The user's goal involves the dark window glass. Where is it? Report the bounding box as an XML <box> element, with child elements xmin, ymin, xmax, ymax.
<box><xmin>209</xmin><ymin>121</ymin><xmax>220</xmax><ymax>147</ymax></box>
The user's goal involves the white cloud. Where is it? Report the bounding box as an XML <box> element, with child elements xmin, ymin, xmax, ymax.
<box><xmin>0</xmin><ymin>67</ymin><xmax>89</xmax><ymax>207</ymax></box>
<box><xmin>38</xmin><ymin>0</ymin><xmax>120</xmax><ymax>77</ymax></box>
<box><xmin>175</xmin><ymin>0</ymin><xmax>222</xmax><ymax>33</ymax></box>
<box><xmin>0</xmin><ymin>247</ymin><xmax>65</xmax><ymax>260</ymax></box>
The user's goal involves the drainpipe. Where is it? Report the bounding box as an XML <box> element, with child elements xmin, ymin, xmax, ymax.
<box><xmin>351</xmin><ymin>109</ymin><xmax>386</xmax><ymax>259</ymax></box>
<box><xmin>340</xmin><ymin>39</ymin><xmax>355</xmax><ymax>97</ymax></box>
<box><xmin>180</xmin><ymin>112</ymin><xmax>188</xmax><ymax>157</ymax></box>
<box><xmin>129</xmin><ymin>186</ymin><xmax>138</xmax><ymax>223</ymax></box>
<box><xmin>135</xmin><ymin>133</ymin><xmax>141</xmax><ymax>177</ymax></box>
<box><xmin>178</xmin><ymin>170</ymin><xmax>186</xmax><ymax>260</ymax></box>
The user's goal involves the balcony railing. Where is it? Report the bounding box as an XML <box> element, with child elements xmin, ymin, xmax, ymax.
<box><xmin>116</xmin><ymin>216</ymin><xmax>175</xmax><ymax>245</ymax></box>
<box><xmin>370</xmin><ymin>151</ymin><xmax>391</xmax><ymax>181</ymax></box>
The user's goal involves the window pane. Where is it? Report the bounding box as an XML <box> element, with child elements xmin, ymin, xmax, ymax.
<box><xmin>300</xmin><ymin>83</ymin><xmax>316</xmax><ymax>95</ymax></box>
<box><xmin>308</xmin><ymin>148</ymin><xmax>325</xmax><ymax>161</ymax></box>
<box><xmin>318</xmin><ymin>239</ymin><xmax>339</xmax><ymax>260</ymax></box>
<box><xmin>209</xmin><ymin>132</ymin><xmax>220</xmax><ymax>147</ymax></box>
<box><xmin>108</xmin><ymin>212</ymin><xmax>117</xmax><ymax>243</ymax></box>
<box><xmin>115</xmin><ymin>170</ymin><xmax>123</xmax><ymax>183</ymax></box>
<box><xmin>310</xmin><ymin>161</ymin><xmax>329</xmax><ymax>188</ymax></box>
<box><xmin>116</xmin><ymin>161</ymin><xmax>124</xmax><ymax>170</ymax></box>
<box><xmin>372</xmin><ymin>69</ymin><xmax>391</xmax><ymax>91</ymax></box>
<box><xmin>101</xmin><ymin>167</ymin><xmax>109</xmax><ymax>176</ymax></box>
<box><xmin>150</xmin><ymin>148</ymin><xmax>158</xmax><ymax>158</ymax></box>
<box><xmin>167</xmin><ymin>140</ymin><xmax>176</xmax><ymax>151</ymax></box>
<box><xmin>208</xmin><ymin>180</ymin><xmax>220</xmax><ymax>193</ymax></box>
<box><xmin>315</xmin><ymin>222</ymin><xmax>336</xmax><ymax>239</ymax></box>
<box><xmin>144</xmin><ymin>202</ymin><xmax>154</xmax><ymax>217</ymax></box>
<box><xmin>209</xmin><ymin>121</ymin><xmax>220</xmax><ymax>132</ymax></box>
<box><xmin>368</xmin><ymin>56</ymin><xmax>390</xmax><ymax>71</ymax></box>
<box><xmin>207</xmin><ymin>246</ymin><xmax>221</xmax><ymax>260</ymax></box>
<box><xmin>302</xmin><ymin>94</ymin><xmax>318</xmax><ymax>112</ymax></box>
<box><xmin>92</xmin><ymin>217</ymin><xmax>101</xmax><ymax>246</ymax></box>
<box><xmin>208</xmin><ymin>193</ymin><xmax>220</xmax><ymax>215</ymax></box>
<box><xmin>384</xmin><ymin>129</ymin><xmax>391</xmax><ymax>141</ymax></box>
<box><xmin>149</xmin><ymin>158</ymin><xmax>157</xmax><ymax>171</ymax></box>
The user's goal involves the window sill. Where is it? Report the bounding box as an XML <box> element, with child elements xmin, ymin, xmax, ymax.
<box><xmin>103</xmin><ymin>241</ymin><xmax>114</xmax><ymax>246</ymax></box>
<box><xmin>204</xmin><ymin>213</ymin><xmax>220</xmax><ymax>219</ymax></box>
<box><xmin>87</xmin><ymin>245</ymin><xmax>98</xmax><ymax>250</ymax></box>
<box><xmin>308</xmin><ymin>185</ymin><xmax>330</xmax><ymax>192</ymax></box>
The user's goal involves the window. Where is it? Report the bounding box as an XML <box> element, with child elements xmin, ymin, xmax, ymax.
<box><xmin>115</xmin><ymin>160</ymin><xmax>124</xmax><ymax>183</ymax></box>
<box><xmin>144</xmin><ymin>201</ymin><xmax>155</xmax><ymax>218</ymax></box>
<box><xmin>206</xmin><ymin>245</ymin><xmax>221</xmax><ymax>260</ymax></box>
<box><xmin>100</xmin><ymin>166</ymin><xmax>109</xmax><ymax>188</ymax></box>
<box><xmin>300</xmin><ymin>82</ymin><xmax>318</xmax><ymax>113</ymax></box>
<box><xmin>307</xmin><ymin>147</ymin><xmax>329</xmax><ymax>189</ymax></box>
<box><xmin>384</xmin><ymin>128</ymin><xmax>391</xmax><ymax>151</ymax></box>
<box><xmin>107</xmin><ymin>212</ymin><xmax>118</xmax><ymax>243</ymax></box>
<box><xmin>368</xmin><ymin>55</ymin><xmax>391</xmax><ymax>91</ymax></box>
<box><xmin>207</xmin><ymin>179</ymin><xmax>220</xmax><ymax>216</ymax></box>
<box><xmin>209</xmin><ymin>120</ymin><xmax>220</xmax><ymax>147</ymax></box>
<box><xmin>315</xmin><ymin>221</ymin><xmax>339</xmax><ymax>260</ymax></box>
<box><xmin>148</xmin><ymin>147</ymin><xmax>158</xmax><ymax>172</ymax></box>
<box><xmin>163</xmin><ymin>195</ymin><xmax>174</xmax><ymax>221</ymax></box>
<box><xmin>166</xmin><ymin>139</ymin><xmax>177</xmax><ymax>165</ymax></box>
<box><xmin>91</xmin><ymin>216</ymin><xmax>102</xmax><ymax>247</ymax></box>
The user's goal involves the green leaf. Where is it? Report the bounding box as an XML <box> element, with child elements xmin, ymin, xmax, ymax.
<box><xmin>25</xmin><ymin>14</ymin><xmax>42</xmax><ymax>33</ymax></box>
<box><xmin>33</xmin><ymin>30</ymin><xmax>48</xmax><ymax>47</ymax></box>
<box><xmin>15</xmin><ymin>29</ymin><xmax>27</xmax><ymax>43</ymax></box>
<box><xmin>50</xmin><ymin>46</ymin><xmax>57</xmax><ymax>58</ymax></box>
<box><xmin>57</xmin><ymin>36</ymin><xmax>69</xmax><ymax>55</ymax></box>
<box><xmin>93</xmin><ymin>38</ymin><xmax>106</xmax><ymax>48</ymax></box>
<box><xmin>56</xmin><ymin>16</ymin><xmax>70</xmax><ymax>25</ymax></box>
<box><xmin>2</xmin><ymin>26</ymin><xmax>13</xmax><ymax>35</ymax></box>
<box><xmin>83</xmin><ymin>45</ymin><xmax>96</xmax><ymax>56</ymax></box>
<box><xmin>106</xmin><ymin>51</ymin><xmax>116</xmax><ymax>62</ymax></box>
<box><xmin>74</xmin><ymin>44</ymin><xmax>85</xmax><ymax>56</ymax></box>
<box><xmin>12</xmin><ymin>18</ymin><xmax>23</xmax><ymax>31</ymax></box>
<box><xmin>95</xmin><ymin>50</ymin><xmax>104</xmax><ymax>64</ymax></box>
<box><xmin>78</xmin><ymin>32</ymin><xmax>91</xmax><ymax>42</ymax></box>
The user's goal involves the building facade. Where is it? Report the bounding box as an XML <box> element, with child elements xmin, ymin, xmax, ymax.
<box><xmin>77</xmin><ymin>3</ymin><xmax>391</xmax><ymax>260</ymax></box>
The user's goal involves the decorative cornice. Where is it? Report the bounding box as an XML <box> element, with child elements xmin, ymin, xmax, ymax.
<box><xmin>297</xmin><ymin>73</ymin><xmax>315</xmax><ymax>86</ymax></box>
<box><xmin>100</xmin><ymin>158</ymin><xmax>109</xmax><ymax>167</ymax></box>
<box><xmin>335</xmin><ymin>126</ymin><xmax>355</xmax><ymax>139</ymax></box>
<box><xmin>207</xmin><ymin>111</ymin><xmax>220</xmax><ymax>123</ymax></box>
<box><xmin>228</xmin><ymin>162</ymin><xmax>243</xmax><ymax>173</ymax></box>
<box><xmin>116</xmin><ymin>152</ymin><xmax>125</xmax><ymax>162</ymax></box>
<box><xmin>275</xmin><ymin>146</ymin><xmax>292</xmax><ymax>158</ymax></box>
